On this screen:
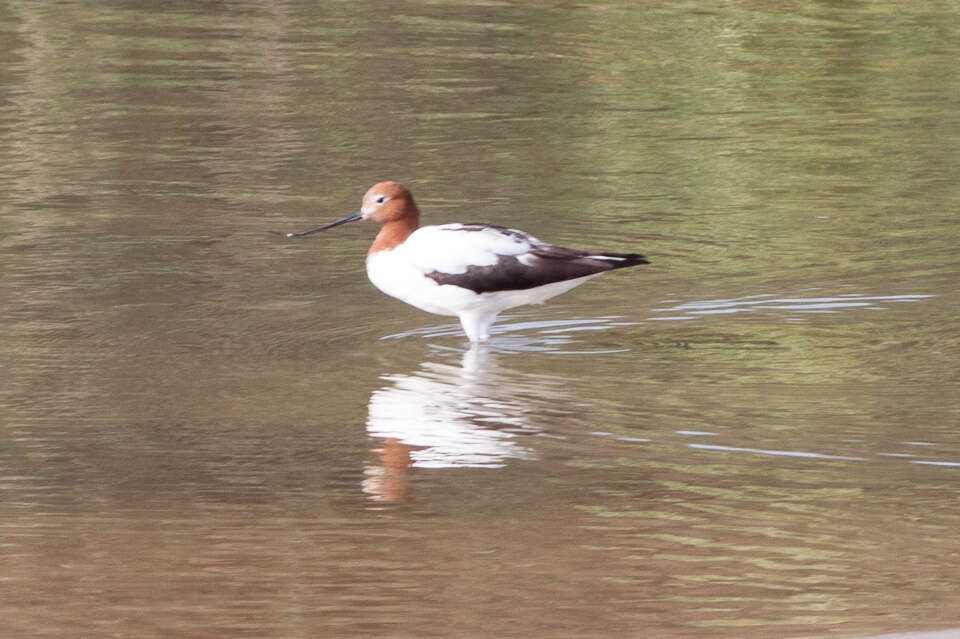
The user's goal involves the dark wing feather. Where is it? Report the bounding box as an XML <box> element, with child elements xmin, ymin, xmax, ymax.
<box><xmin>426</xmin><ymin>243</ymin><xmax>648</xmax><ymax>294</ymax></box>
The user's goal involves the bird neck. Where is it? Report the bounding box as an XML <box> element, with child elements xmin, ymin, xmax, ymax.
<box><xmin>368</xmin><ymin>212</ymin><xmax>419</xmax><ymax>255</ymax></box>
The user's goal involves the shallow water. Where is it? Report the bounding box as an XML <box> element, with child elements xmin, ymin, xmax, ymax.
<box><xmin>2</xmin><ymin>1</ymin><xmax>960</xmax><ymax>638</ymax></box>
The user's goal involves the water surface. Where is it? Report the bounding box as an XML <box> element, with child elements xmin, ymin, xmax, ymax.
<box><xmin>1</xmin><ymin>2</ymin><xmax>959</xmax><ymax>638</ymax></box>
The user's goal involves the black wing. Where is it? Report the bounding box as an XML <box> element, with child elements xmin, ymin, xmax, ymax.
<box><xmin>425</xmin><ymin>242</ymin><xmax>648</xmax><ymax>294</ymax></box>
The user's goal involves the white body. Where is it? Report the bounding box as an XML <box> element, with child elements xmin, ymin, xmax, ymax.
<box><xmin>366</xmin><ymin>224</ymin><xmax>597</xmax><ymax>341</ymax></box>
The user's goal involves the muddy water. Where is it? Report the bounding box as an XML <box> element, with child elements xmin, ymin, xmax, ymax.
<box><xmin>2</xmin><ymin>2</ymin><xmax>959</xmax><ymax>638</ymax></box>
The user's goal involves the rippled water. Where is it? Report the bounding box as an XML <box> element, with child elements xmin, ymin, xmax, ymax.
<box><xmin>2</xmin><ymin>2</ymin><xmax>960</xmax><ymax>638</ymax></box>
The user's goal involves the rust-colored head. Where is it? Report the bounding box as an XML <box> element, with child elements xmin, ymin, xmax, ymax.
<box><xmin>266</xmin><ymin>181</ymin><xmax>420</xmax><ymax>249</ymax></box>
<box><xmin>360</xmin><ymin>181</ymin><xmax>419</xmax><ymax>225</ymax></box>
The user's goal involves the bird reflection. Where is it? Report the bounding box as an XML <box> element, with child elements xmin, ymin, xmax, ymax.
<box><xmin>362</xmin><ymin>344</ymin><xmax>567</xmax><ymax>502</ymax></box>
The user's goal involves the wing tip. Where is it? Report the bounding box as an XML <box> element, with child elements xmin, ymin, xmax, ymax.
<box><xmin>596</xmin><ymin>252</ymin><xmax>650</xmax><ymax>267</ymax></box>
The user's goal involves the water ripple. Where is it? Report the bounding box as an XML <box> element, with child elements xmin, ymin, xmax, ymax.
<box><xmin>650</xmin><ymin>293</ymin><xmax>934</xmax><ymax>320</ymax></box>
<box><xmin>381</xmin><ymin>315</ymin><xmax>638</xmax><ymax>353</ymax></box>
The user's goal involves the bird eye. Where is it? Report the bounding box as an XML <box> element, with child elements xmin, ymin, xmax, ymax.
<box><xmin>375</xmin><ymin>195</ymin><xmax>387</xmax><ymax>205</ymax></box>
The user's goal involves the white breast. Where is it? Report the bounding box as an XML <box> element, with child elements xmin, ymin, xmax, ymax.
<box><xmin>366</xmin><ymin>248</ymin><xmax>474</xmax><ymax>317</ymax></box>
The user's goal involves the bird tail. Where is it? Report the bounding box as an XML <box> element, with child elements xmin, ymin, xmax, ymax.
<box><xmin>590</xmin><ymin>252</ymin><xmax>650</xmax><ymax>269</ymax></box>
